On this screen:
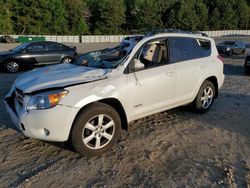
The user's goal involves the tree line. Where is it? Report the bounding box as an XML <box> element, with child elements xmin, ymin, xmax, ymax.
<box><xmin>0</xmin><ymin>0</ymin><xmax>250</xmax><ymax>35</ymax></box>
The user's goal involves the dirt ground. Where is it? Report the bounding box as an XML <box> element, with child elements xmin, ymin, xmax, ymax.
<box><xmin>0</xmin><ymin>43</ymin><xmax>250</xmax><ymax>188</ymax></box>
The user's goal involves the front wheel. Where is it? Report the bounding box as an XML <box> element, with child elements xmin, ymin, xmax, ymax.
<box><xmin>193</xmin><ymin>80</ymin><xmax>215</xmax><ymax>113</ymax></box>
<box><xmin>4</xmin><ymin>60</ymin><xmax>19</xmax><ymax>73</ymax></box>
<box><xmin>71</xmin><ymin>103</ymin><xmax>121</xmax><ymax>157</ymax></box>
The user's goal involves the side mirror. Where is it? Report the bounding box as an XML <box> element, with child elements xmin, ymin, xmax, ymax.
<box><xmin>131</xmin><ymin>59</ymin><xmax>145</xmax><ymax>71</ymax></box>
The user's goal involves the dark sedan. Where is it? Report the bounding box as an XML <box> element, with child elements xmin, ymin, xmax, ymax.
<box><xmin>216</xmin><ymin>41</ymin><xmax>246</xmax><ymax>56</ymax></box>
<box><xmin>244</xmin><ymin>55</ymin><xmax>250</xmax><ymax>75</ymax></box>
<box><xmin>0</xmin><ymin>41</ymin><xmax>77</xmax><ymax>73</ymax></box>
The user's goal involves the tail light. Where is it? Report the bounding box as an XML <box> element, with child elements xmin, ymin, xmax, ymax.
<box><xmin>217</xmin><ymin>55</ymin><xmax>224</xmax><ymax>63</ymax></box>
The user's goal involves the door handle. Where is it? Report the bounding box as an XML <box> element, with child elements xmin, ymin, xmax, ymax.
<box><xmin>167</xmin><ymin>72</ymin><xmax>175</xmax><ymax>77</ymax></box>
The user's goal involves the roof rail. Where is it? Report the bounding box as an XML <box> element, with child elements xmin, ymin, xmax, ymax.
<box><xmin>146</xmin><ymin>29</ymin><xmax>208</xmax><ymax>37</ymax></box>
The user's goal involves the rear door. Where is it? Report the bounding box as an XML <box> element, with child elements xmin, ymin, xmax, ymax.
<box><xmin>169</xmin><ymin>37</ymin><xmax>207</xmax><ymax>105</ymax></box>
<box><xmin>44</xmin><ymin>42</ymin><xmax>65</xmax><ymax>64</ymax></box>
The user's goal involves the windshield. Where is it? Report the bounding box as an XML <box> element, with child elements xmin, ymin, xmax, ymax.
<box><xmin>223</xmin><ymin>41</ymin><xmax>235</xmax><ymax>46</ymax></box>
<box><xmin>10</xmin><ymin>43</ymin><xmax>30</xmax><ymax>52</ymax></box>
<box><xmin>74</xmin><ymin>41</ymin><xmax>135</xmax><ymax>69</ymax></box>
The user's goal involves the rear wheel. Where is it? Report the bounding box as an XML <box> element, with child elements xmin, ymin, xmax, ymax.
<box><xmin>193</xmin><ymin>80</ymin><xmax>215</xmax><ymax>113</ymax></box>
<box><xmin>4</xmin><ymin>60</ymin><xmax>19</xmax><ymax>73</ymax></box>
<box><xmin>245</xmin><ymin>66</ymin><xmax>250</xmax><ymax>75</ymax></box>
<box><xmin>71</xmin><ymin>103</ymin><xmax>121</xmax><ymax>157</ymax></box>
<box><xmin>62</xmin><ymin>57</ymin><xmax>72</xmax><ymax>64</ymax></box>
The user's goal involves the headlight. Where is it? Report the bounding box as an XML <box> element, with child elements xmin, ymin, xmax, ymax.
<box><xmin>226</xmin><ymin>47</ymin><xmax>230</xmax><ymax>51</ymax></box>
<box><xmin>26</xmin><ymin>90</ymin><xmax>68</xmax><ymax>111</ymax></box>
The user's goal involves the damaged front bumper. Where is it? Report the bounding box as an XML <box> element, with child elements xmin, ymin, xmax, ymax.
<box><xmin>4</xmin><ymin>91</ymin><xmax>79</xmax><ymax>142</ymax></box>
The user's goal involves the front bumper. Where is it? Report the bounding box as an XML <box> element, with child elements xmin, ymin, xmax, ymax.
<box><xmin>217</xmin><ymin>48</ymin><xmax>229</xmax><ymax>55</ymax></box>
<box><xmin>4</xmin><ymin>94</ymin><xmax>79</xmax><ymax>142</ymax></box>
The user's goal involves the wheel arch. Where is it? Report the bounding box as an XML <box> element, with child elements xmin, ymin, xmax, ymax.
<box><xmin>3</xmin><ymin>58</ymin><xmax>20</xmax><ymax>72</ymax></box>
<box><xmin>205</xmin><ymin>76</ymin><xmax>218</xmax><ymax>98</ymax></box>
<box><xmin>69</xmin><ymin>97</ymin><xmax>128</xmax><ymax>140</ymax></box>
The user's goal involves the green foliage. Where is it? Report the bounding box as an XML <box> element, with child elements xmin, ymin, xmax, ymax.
<box><xmin>88</xmin><ymin>0</ymin><xmax>126</xmax><ymax>34</ymax></box>
<box><xmin>0</xmin><ymin>0</ymin><xmax>250</xmax><ymax>34</ymax></box>
<box><xmin>0</xmin><ymin>0</ymin><xmax>14</xmax><ymax>34</ymax></box>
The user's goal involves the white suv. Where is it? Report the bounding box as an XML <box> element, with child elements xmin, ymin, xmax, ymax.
<box><xmin>5</xmin><ymin>32</ymin><xmax>224</xmax><ymax>156</ymax></box>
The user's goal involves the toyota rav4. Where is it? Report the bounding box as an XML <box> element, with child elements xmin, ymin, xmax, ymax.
<box><xmin>5</xmin><ymin>31</ymin><xmax>224</xmax><ymax>156</ymax></box>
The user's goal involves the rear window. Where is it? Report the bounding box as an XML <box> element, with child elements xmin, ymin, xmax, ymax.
<box><xmin>224</xmin><ymin>41</ymin><xmax>235</xmax><ymax>46</ymax></box>
<box><xmin>169</xmin><ymin>37</ymin><xmax>197</xmax><ymax>63</ymax></box>
<box><xmin>196</xmin><ymin>39</ymin><xmax>211</xmax><ymax>58</ymax></box>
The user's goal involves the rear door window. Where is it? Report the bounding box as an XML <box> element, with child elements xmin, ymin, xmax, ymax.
<box><xmin>169</xmin><ymin>37</ymin><xmax>197</xmax><ymax>63</ymax></box>
<box><xmin>47</xmin><ymin>43</ymin><xmax>64</xmax><ymax>51</ymax></box>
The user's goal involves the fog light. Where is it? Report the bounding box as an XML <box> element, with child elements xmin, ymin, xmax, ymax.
<box><xmin>44</xmin><ymin>128</ymin><xmax>50</xmax><ymax>136</ymax></box>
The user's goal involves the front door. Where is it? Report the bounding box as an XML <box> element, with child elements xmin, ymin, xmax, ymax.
<box><xmin>126</xmin><ymin>38</ymin><xmax>176</xmax><ymax>120</ymax></box>
<box><xmin>19</xmin><ymin>43</ymin><xmax>46</xmax><ymax>65</ymax></box>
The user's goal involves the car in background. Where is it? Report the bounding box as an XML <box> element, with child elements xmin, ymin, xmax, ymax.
<box><xmin>0</xmin><ymin>35</ymin><xmax>17</xmax><ymax>43</ymax></box>
<box><xmin>244</xmin><ymin>55</ymin><xmax>250</xmax><ymax>74</ymax></box>
<box><xmin>216</xmin><ymin>41</ymin><xmax>246</xmax><ymax>56</ymax></box>
<box><xmin>0</xmin><ymin>41</ymin><xmax>77</xmax><ymax>73</ymax></box>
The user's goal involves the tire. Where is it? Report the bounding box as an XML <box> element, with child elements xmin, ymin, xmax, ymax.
<box><xmin>4</xmin><ymin>60</ymin><xmax>19</xmax><ymax>73</ymax></box>
<box><xmin>193</xmin><ymin>80</ymin><xmax>215</xmax><ymax>113</ymax></box>
<box><xmin>71</xmin><ymin>103</ymin><xmax>121</xmax><ymax>157</ymax></box>
<box><xmin>245</xmin><ymin>66</ymin><xmax>250</xmax><ymax>75</ymax></box>
<box><xmin>227</xmin><ymin>50</ymin><xmax>233</xmax><ymax>57</ymax></box>
<box><xmin>62</xmin><ymin>57</ymin><xmax>72</xmax><ymax>64</ymax></box>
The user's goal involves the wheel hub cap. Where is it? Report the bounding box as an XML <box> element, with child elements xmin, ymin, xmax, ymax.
<box><xmin>201</xmin><ymin>86</ymin><xmax>214</xmax><ymax>109</ymax></box>
<box><xmin>7</xmin><ymin>62</ymin><xmax>18</xmax><ymax>72</ymax></box>
<box><xmin>82</xmin><ymin>114</ymin><xmax>115</xmax><ymax>150</ymax></box>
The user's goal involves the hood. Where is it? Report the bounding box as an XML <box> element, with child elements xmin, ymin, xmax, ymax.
<box><xmin>15</xmin><ymin>64</ymin><xmax>111</xmax><ymax>93</ymax></box>
<box><xmin>217</xmin><ymin>45</ymin><xmax>231</xmax><ymax>48</ymax></box>
<box><xmin>0</xmin><ymin>51</ymin><xmax>15</xmax><ymax>56</ymax></box>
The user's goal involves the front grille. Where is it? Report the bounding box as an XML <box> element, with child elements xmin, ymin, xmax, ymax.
<box><xmin>15</xmin><ymin>88</ymin><xmax>24</xmax><ymax>107</ymax></box>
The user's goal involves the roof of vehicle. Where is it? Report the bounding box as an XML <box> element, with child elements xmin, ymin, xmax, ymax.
<box><xmin>20</xmin><ymin>41</ymin><xmax>66</xmax><ymax>45</ymax></box>
<box><xmin>146</xmin><ymin>29</ymin><xmax>209</xmax><ymax>37</ymax></box>
<box><xmin>121</xmin><ymin>30</ymin><xmax>212</xmax><ymax>49</ymax></box>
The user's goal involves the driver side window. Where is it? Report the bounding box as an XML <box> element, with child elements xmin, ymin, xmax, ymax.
<box><xmin>129</xmin><ymin>39</ymin><xmax>168</xmax><ymax>73</ymax></box>
<box><xmin>27</xmin><ymin>44</ymin><xmax>45</xmax><ymax>53</ymax></box>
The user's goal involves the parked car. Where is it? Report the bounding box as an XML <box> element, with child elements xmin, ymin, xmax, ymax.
<box><xmin>0</xmin><ymin>41</ymin><xmax>77</xmax><ymax>73</ymax></box>
<box><xmin>216</xmin><ymin>41</ymin><xmax>246</xmax><ymax>56</ymax></box>
<box><xmin>5</xmin><ymin>31</ymin><xmax>224</xmax><ymax>156</ymax></box>
<box><xmin>0</xmin><ymin>35</ymin><xmax>17</xmax><ymax>43</ymax></box>
<box><xmin>244</xmin><ymin>55</ymin><xmax>250</xmax><ymax>74</ymax></box>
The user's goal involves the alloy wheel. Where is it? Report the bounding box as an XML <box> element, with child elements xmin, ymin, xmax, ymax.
<box><xmin>63</xmin><ymin>58</ymin><xmax>72</xmax><ymax>63</ymax></box>
<box><xmin>201</xmin><ymin>86</ymin><xmax>214</xmax><ymax>109</ymax></box>
<box><xmin>82</xmin><ymin>114</ymin><xmax>115</xmax><ymax>150</ymax></box>
<box><xmin>6</xmin><ymin>61</ymin><xmax>19</xmax><ymax>73</ymax></box>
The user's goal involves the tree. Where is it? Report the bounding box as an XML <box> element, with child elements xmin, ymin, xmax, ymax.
<box><xmin>64</xmin><ymin>0</ymin><xmax>89</xmax><ymax>35</ymax></box>
<box><xmin>0</xmin><ymin>0</ymin><xmax>14</xmax><ymax>34</ymax></box>
<box><xmin>163</xmin><ymin>0</ymin><xmax>200</xmax><ymax>31</ymax></box>
<box><xmin>88</xmin><ymin>0</ymin><xmax>126</xmax><ymax>34</ymax></box>
<box><xmin>206</xmin><ymin>0</ymin><xmax>238</xmax><ymax>30</ymax></box>
<box><xmin>126</xmin><ymin>0</ymin><xmax>169</xmax><ymax>32</ymax></box>
<box><xmin>49</xmin><ymin>0</ymin><xmax>68</xmax><ymax>34</ymax></box>
<box><xmin>235</xmin><ymin>0</ymin><xmax>249</xmax><ymax>29</ymax></box>
<box><xmin>12</xmin><ymin>0</ymin><xmax>51</xmax><ymax>34</ymax></box>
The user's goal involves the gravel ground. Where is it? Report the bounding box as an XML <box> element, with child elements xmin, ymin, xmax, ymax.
<box><xmin>0</xmin><ymin>43</ymin><xmax>250</xmax><ymax>188</ymax></box>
